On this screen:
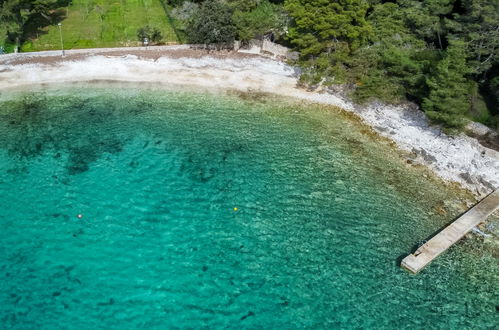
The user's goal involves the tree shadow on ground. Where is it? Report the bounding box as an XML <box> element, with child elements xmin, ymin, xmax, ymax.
<box><xmin>22</xmin><ymin>1</ymin><xmax>72</xmax><ymax>43</ymax></box>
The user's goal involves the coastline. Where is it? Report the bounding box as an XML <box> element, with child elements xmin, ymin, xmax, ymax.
<box><xmin>1</xmin><ymin>47</ymin><xmax>498</xmax><ymax>198</ymax></box>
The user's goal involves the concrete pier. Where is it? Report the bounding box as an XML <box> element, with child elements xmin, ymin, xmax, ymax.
<box><xmin>402</xmin><ymin>190</ymin><xmax>499</xmax><ymax>274</ymax></box>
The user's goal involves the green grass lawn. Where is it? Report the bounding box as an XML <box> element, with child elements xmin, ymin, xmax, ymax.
<box><xmin>22</xmin><ymin>0</ymin><xmax>178</xmax><ymax>52</ymax></box>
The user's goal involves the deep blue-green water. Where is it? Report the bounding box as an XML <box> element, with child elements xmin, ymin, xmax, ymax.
<box><xmin>0</xmin><ymin>84</ymin><xmax>497</xmax><ymax>329</ymax></box>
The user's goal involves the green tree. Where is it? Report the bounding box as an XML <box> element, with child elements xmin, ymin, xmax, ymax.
<box><xmin>0</xmin><ymin>0</ymin><xmax>27</xmax><ymax>49</ymax></box>
<box><xmin>232</xmin><ymin>0</ymin><xmax>286</xmax><ymax>42</ymax></box>
<box><xmin>0</xmin><ymin>0</ymin><xmax>58</xmax><ymax>50</ymax></box>
<box><xmin>351</xmin><ymin>2</ymin><xmax>435</xmax><ymax>102</ymax></box>
<box><xmin>285</xmin><ymin>0</ymin><xmax>371</xmax><ymax>57</ymax></box>
<box><xmin>137</xmin><ymin>26</ymin><xmax>163</xmax><ymax>44</ymax></box>
<box><xmin>284</xmin><ymin>0</ymin><xmax>372</xmax><ymax>86</ymax></box>
<box><xmin>423</xmin><ymin>40</ymin><xmax>473</xmax><ymax>128</ymax></box>
<box><xmin>452</xmin><ymin>0</ymin><xmax>499</xmax><ymax>77</ymax></box>
<box><xmin>227</xmin><ymin>0</ymin><xmax>261</xmax><ymax>11</ymax></box>
<box><xmin>281</xmin><ymin>0</ymin><xmax>498</xmax><ymax>129</ymax></box>
<box><xmin>397</xmin><ymin>0</ymin><xmax>455</xmax><ymax>50</ymax></box>
<box><xmin>186</xmin><ymin>0</ymin><xmax>236</xmax><ymax>47</ymax></box>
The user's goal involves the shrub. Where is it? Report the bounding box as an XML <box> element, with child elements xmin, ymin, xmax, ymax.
<box><xmin>137</xmin><ymin>26</ymin><xmax>163</xmax><ymax>44</ymax></box>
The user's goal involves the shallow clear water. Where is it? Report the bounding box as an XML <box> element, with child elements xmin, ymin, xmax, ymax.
<box><xmin>0</xmin><ymin>84</ymin><xmax>497</xmax><ymax>329</ymax></box>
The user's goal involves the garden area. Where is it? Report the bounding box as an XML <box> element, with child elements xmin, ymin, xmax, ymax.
<box><xmin>21</xmin><ymin>0</ymin><xmax>179</xmax><ymax>52</ymax></box>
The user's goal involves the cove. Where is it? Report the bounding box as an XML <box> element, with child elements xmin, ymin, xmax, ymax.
<box><xmin>0</xmin><ymin>83</ymin><xmax>497</xmax><ymax>329</ymax></box>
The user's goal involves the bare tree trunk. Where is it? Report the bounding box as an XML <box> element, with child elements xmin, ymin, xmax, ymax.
<box><xmin>477</xmin><ymin>39</ymin><xmax>484</xmax><ymax>63</ymax></box>
<box><xmin>437</xmin><ymin>29</ymin><xmax>443</xmax><ymax>50</ymax></box>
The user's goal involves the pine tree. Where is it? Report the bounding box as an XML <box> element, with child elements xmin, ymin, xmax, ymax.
<box><xmin>423</xmin><ymin>40</ymin><xmax>473</xmax><ymax>128</ymax></box>
<box><xmin>285</xmin><ymin>0</ymin><xmax>372</xmax><ymax>57</ymax></box>
<box><xmin>453</xmin><ymin>0</ymin><xmax>499</xmax><ymax>76</ymax></box>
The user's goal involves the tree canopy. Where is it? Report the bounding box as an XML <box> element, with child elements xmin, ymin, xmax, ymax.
<box><xmin>0</xmin><ymin>0</ymin><xmax>60</xmax><ymax>50</ymax></box>
<box><xmin>284</xmin><ymin>0</ymin><xmax>499</xmax><ymax>129</ymax></box>
<box><xmin>185</xmin><ymin>0</ymin><xmax>236</xmax><ymax>46</ymax></box>
<box><xmin>285</xmin><ymin>0</ymin><xmax>371</xmax><ymax>56</ymax></box>
<box><xmin>1</xmin><ymin>0</ymin><xmax>498</xmax><ymax>130</ymax></box>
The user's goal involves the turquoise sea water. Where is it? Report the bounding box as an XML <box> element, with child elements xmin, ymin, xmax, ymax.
<box><xmin>0</xmin><ymin>84</ymin><xmax>497</xmax><ymax>329</ymax></box>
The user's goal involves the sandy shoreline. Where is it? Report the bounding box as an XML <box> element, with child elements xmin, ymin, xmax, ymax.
<box><xmin>1</xmin><ymin>46</ymin><xmax>498</xmax><ymax>197</ymax></box>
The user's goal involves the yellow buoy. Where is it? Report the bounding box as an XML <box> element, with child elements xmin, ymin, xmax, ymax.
<box><xmin>233</xmin><ymin>207</ymin><xmax>238</xmax><ymax>211</ymax></box>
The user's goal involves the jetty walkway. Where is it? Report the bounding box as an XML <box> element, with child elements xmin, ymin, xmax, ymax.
<box><xmin>402</xmin><ymin>189</ymin><xmax>499</xmax><ymax>274</ymax></box>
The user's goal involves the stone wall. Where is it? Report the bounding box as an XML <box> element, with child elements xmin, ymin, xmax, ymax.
<box><xmin>236</xmin><ymin>39</ymin><xmax>298</xmax><ymax>60</ymax></box>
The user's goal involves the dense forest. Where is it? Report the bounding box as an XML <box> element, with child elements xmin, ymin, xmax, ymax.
<box><xmin>1</xmin><ymin>0</ymin><xmax>498</xmax><ymax>130</ymax></box>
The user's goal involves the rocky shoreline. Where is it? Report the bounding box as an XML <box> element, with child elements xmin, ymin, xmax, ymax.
<box><xmin>355</xmin><ymin>101</ymin><xmax>499</xmax><ymax>198</ymax></box>
<box><xmin>0</xmin><ymin>46</ymin><xmax>498</xmax><ymax>198</ymax></box>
